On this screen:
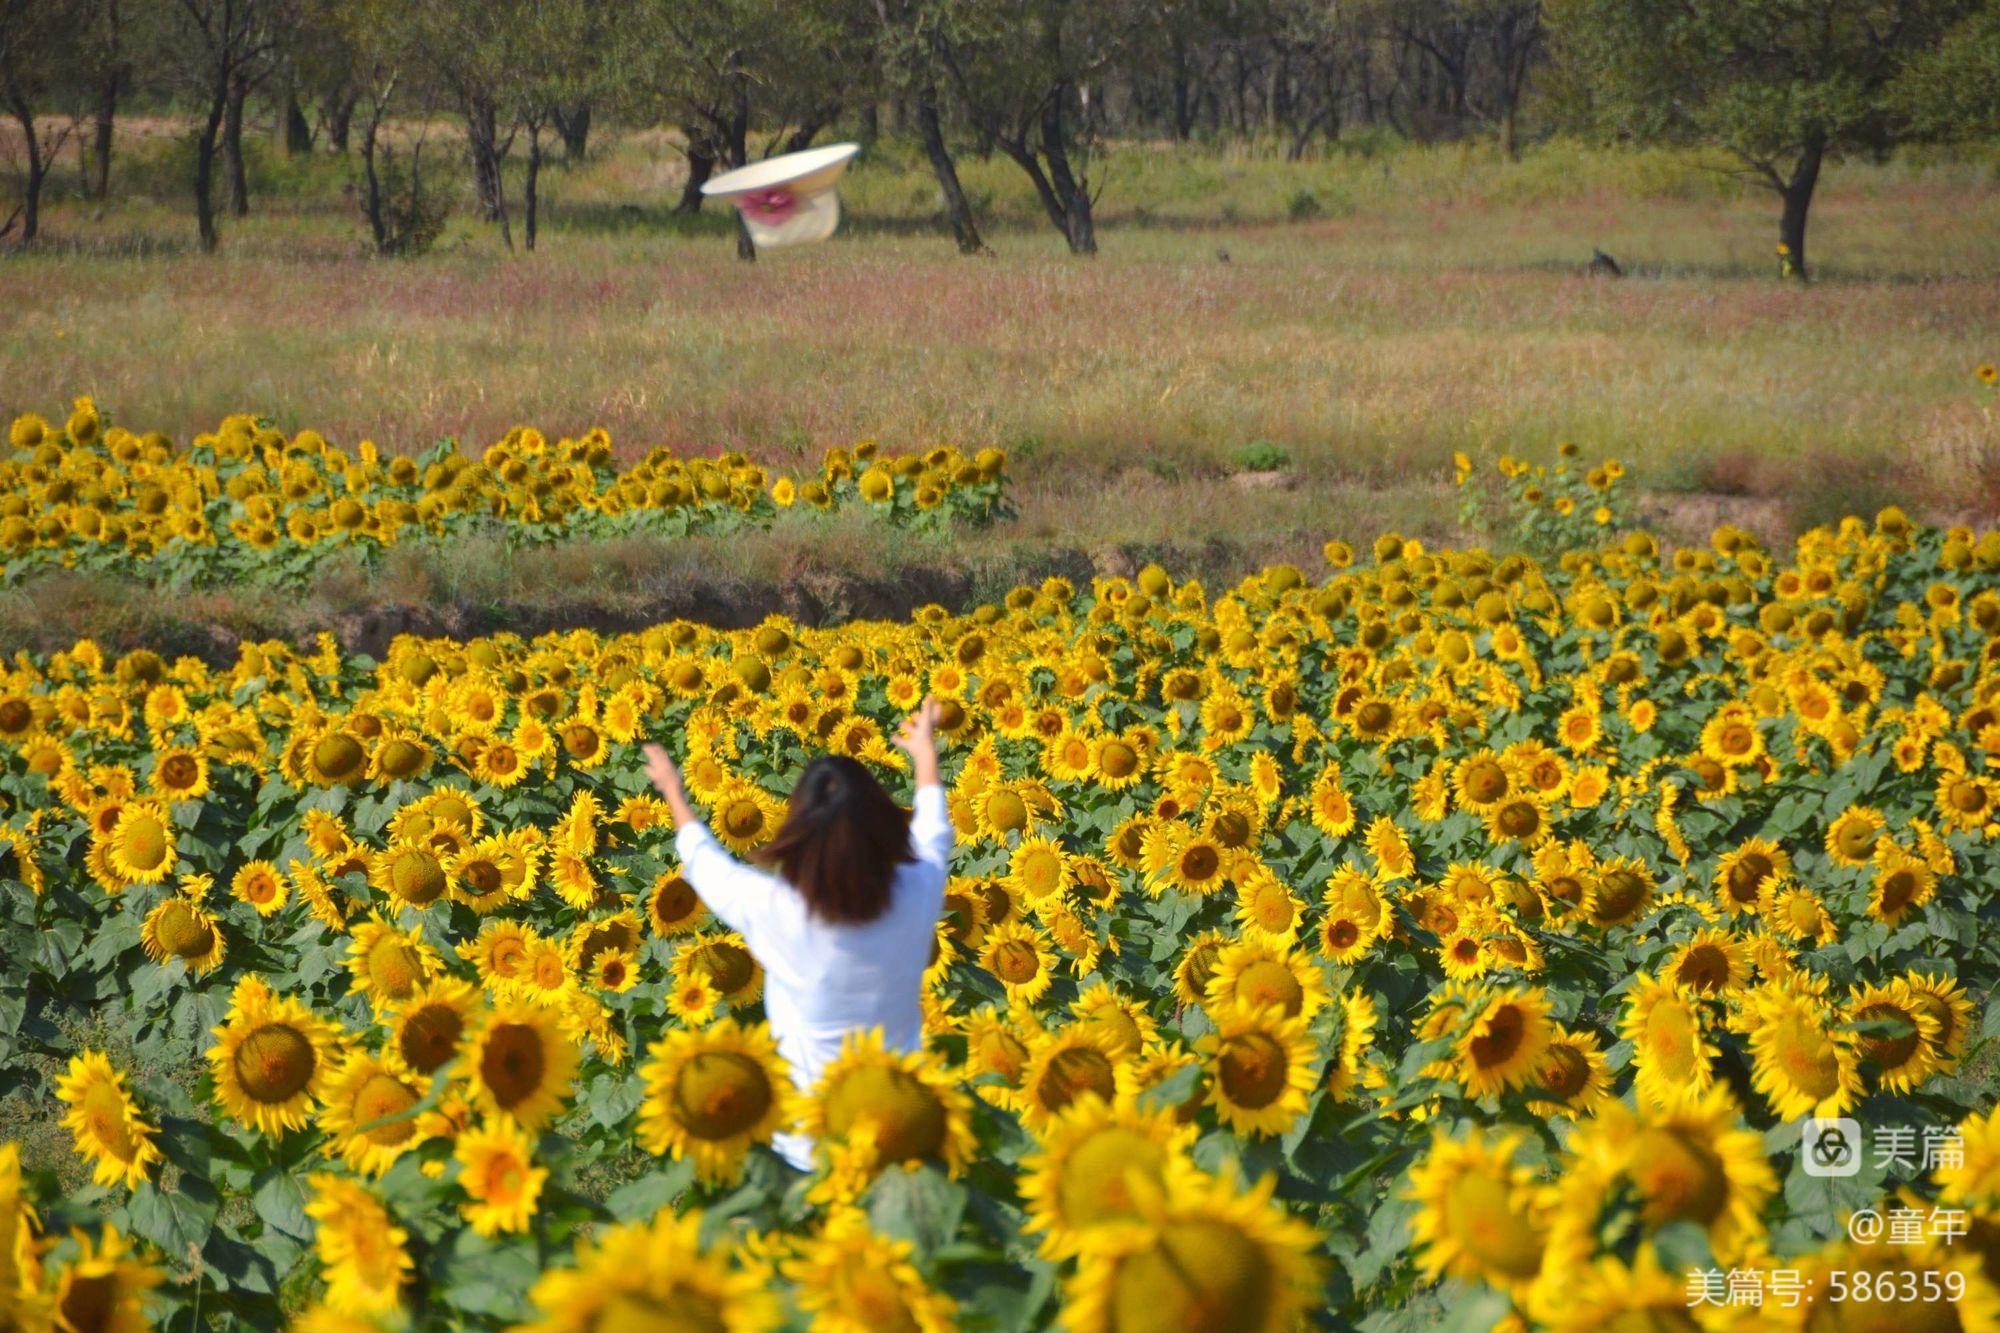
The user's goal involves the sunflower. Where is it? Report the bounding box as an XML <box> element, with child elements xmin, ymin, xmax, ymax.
<box><xmin>647</xmin><ymin>870</ymin><xmax>709</xmax><ymax>936</ymax></box>
<box><xmin>1712</xmin><ymin>837</ymin><xmax>1789</xmax><ymax>914</ymax></box>
<box><xmin>1364</xmin><ymin>815</ymin><xmax>1417</xmax><ymax>877</ymax></box>
<box><xmin>305</xmin><ymin>1173</ymin><xmax>411</xmax><ymax>1317</ymax></box>
<box><xmin>230</xmin><ymin>858</ymin><xmax>289</xmax><ymax>915</ymax></box>
<box><xmin>368</xmin><ymin>842</ymin><xmax>449</xmax><ymax>908</ymax></box>
<box><xmin>1528</xmin><ymin>1244</ymin><xmax>1711</xmax><ymax>1332</ymax></box>
<box><xmin>1621</xmin><ymin>972</ymin><xmax>1718</xmax><ymax>1109</ymax></box>
<box><xmin>317</xmin><ymin>1049</ymin><xmax>428</xmax><ymax>1177</ymax></box>
<box><xmin>462</xmin><ymin>1001</ymin><xmax>579</xmax><ymax>1130</ymax></box>
<box><xmin>1527</xmin><ymin>1024</ymin><xmax>1611</xmax><ymax>1118</ymax></box>
<box><xmin>47</xmin><ymin>1226</ymin><xmax>161</xmax><ymax>1333</ymax></box>
<box><xmin>208</xmin><ymin>976</ymin><xmax>340</xmax><ymax>1136</ymax></box>
<box><xmin>1069</xmin><ymin>983</ymin><xmax>1157</xmax><ymax>1062</ymax></box>
<box><xmin>345</xmin><ymin>917</ymin><xmax>438</xmax><ymax>1011</ymax></box>
<box><xmin>1234</xmin><ymin>869</ymin><xmax>1305</xmax><ymax>943</ymax></box>
<box><xmin>1060</xmin><ymin>1162</ymin><xmax>1322</xmax><ymax>1333</ymax></box>
<box><xmin>1018</xmin><ymin>1095</ymin><xmax>1195</xmax><ymax>1257</ymax></box>
<box><xmin>1845</xmin><ymin>978</ymin><xmax>1941</xmax><ymax>1093</ymax></box>
<box><xmin>1200</xmin><ymin>1003</ymin><xmax>1317</xmax><ymax>1137</ymax></box>
<box><xmin>102</xmin><ymin>800</ymin><xmax>175</xmax><ymax>886</ymax></box>
<box><xmin>978</xmin><ymin>920</ymin><xmax>1056</xmax><ymax>1006</ymax></box>
<box><xmin>1445</xmin><ymin>984</ymin><xmax>1555</xmax><ymax>1098</ymax></box>
<box><xmin>455</xmin><ymin>1117</ymin><xmax>547</xmax><ymax>1237</ymax></box>
<box><xmin>1936</xmin><ymin>1105</ymin><xmax>2000</xmax><ymax>1207</ymax></box>
<box><xmin>1568</xmin><ymin>1083</ymin><xmax>1776</xmax><ymax>1264</ymax></box>
<box><xmin>1581</xmin><ymin>857</ymin><xmax>1654</xmax><ymax>929</ymax></box>
<box><xmin>1172</xmin><ymin>929</ymin><xmax>1231</xmax><ymax>1007</ymax></box>
<box><xmin>1665</xmin><ymin>927</ymin><xmax>1751</xmax><ymax>996</ymax></box>
<box><xmin>1825</xmin><ymin>805</ymin><xmax>1887</xmax><ymax>867</ymax></box>
<box><xmin>55</xmin><ymin>1051</ymin><xmax>161</xmax><ymax>1190</ymax></box>
<box><xmin>1306</xmin><ymin>768</ymin><xmax>1359</xmax><ymax>839</ymax></box>
<box><xmin>1006</xmin><ymin>836</ymin><xmax>1072</xmax><ymax>905</ymax></box>
<box><xmin>138</xmin><ymin>895</ymin><xmax>226</xmax><ymax>973</ymax></box>
<box><xmin>782</xmin><ymin>1207</ymin><xmax>959</xmax><ymax>1333</ymax></box>
<box><xmin>803</xmin><ymin>1029</ymin><xmax>976</xmax><ymax>1175</ymax></box>
<box><xmin>1406</xmin><ymin>1128</ymin><xmax>1548</xmax><ymax>1292</ymax></box>
<box><xmin>1017</xmin><ymin>1027</ymin><xmax>1136</xmax><ymax>1133</ymax></box>
<box><xmin>1870</xmin><ymin>844</ymin><xmax>1938</xmax><ymax>926</ymax></box>
<box><xmin>1203</xmin><ymin>936</ymin><xmax>1329</xmax><ymax>1022</ymax></box>
<box><xmin>1744</xmin><ymin>985</ymin><xmax>1863</xmax><ymax>1122</ymax></box>
<box><xmin>515</xmin><ymin>1208</ymin><xmax>778</xmax><ymax>1333</ymax></box>
<box><xmin>1905</xmin><ymin>970</ymin><xmax>1977</xmax><ymax>1073</ymax></box>
<box><xmin>637</xmin><ymin>1019</ymin><xmax>795</xmax><ymax>1184</ymax></box>
<box><xmin>673</xmin><ymin>932</ymin><xmax>764</xmax><ymax>1008</ymax></box>
<box><xmin>391</xmin><ymin>976</ymin><xmax>481</xmax><ymax>1074</ymax></box>
<box><xmin>1763</xmin><ymin>879</ymin><xmax>1839</xmax><ymax>946</ymax></box>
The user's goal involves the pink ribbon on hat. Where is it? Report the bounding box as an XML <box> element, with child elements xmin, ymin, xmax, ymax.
<box><xmin>735</xmin><ymin>187</ymin><xmax>798</xmax><ymax>225</ymax></box>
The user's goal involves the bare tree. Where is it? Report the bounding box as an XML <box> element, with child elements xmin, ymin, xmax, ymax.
<box><xmin>164</xmin><ymin>0</ymin><xmax>284</xmax><ymax>251</ymax></box>
<box><xmin>0</xmin><ymin>0</ymin><xmax>90</xmax><ymax>241</ymax></box>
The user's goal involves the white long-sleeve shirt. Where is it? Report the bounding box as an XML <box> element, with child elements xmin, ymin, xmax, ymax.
<box><xmin>673</xmin><ymin>784</ymin><xmax>953</xmax><ymax>1169</ymax></box>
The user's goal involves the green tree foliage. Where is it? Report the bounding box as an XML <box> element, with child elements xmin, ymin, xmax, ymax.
<box><xmin>1547</xmin><ymin>0</ymin><xmax>1983</xmax><ymax>279</ymax></box>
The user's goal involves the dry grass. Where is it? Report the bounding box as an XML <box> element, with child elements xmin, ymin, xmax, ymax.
<box><xmin>2</xmin><ymin>132</ymin><xmax>1997</xmax><ymax>617</ymax></box>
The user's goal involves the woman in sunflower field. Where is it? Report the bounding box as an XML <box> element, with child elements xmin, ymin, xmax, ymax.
<box><xmin>641</xmin><ymin>697</ymin><xmax>950</xmax><ymax>1169</ymax></box>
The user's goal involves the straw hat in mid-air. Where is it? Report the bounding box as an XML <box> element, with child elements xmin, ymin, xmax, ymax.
<box><xmin>700</xmin><ymin>143</ymin><xmax>862</xmax><ymax>249</ymax></box>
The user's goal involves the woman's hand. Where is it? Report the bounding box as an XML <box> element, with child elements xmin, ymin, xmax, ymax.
<box><xmin>893</xmin><ymin>696</ymin><xmax>943</xmax><ymax>790</ymax></box>
<box><xmin>642</xmin><ymin>743</ymin><xmax>700</xmax><ymax>828</ymax></box>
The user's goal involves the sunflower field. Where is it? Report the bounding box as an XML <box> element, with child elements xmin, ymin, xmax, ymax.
<box><xmin>0</xmin><ymin>401</ymin><xmax>1011</xmax><ymax>590</ymax></box>
<box><xmin>2</xmin><ymin>471</ymin><xmax>2000</xmax><ymax>1331</ymax></box>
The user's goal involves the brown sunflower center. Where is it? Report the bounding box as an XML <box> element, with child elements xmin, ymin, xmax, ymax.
<box><xmin>1443</xmin><ymin>1170</ymin><xmax>1544</xmax><ymax>1279</ymax></box>
<box><xmin>1232</xmin><ymin>961</ymin><xmax>1304</xmax><ymax>1017</ymax></box>
<box><xmin>480</xmin><ymin>1023</ymin><xmax>548</xmax><ymax>1109</ymax></box>
<box><xmin>152</xmin><ymin>900</ymin><xmax>214</xmax><ymax>958</ymax></box>
<box><xmin>1057</xmin><ymin>1127</ymin><xmax>1166</xmax><ymax>1229</ymax></box>
<box><xmin>387</xmin><ymin>847</ymin><xmax>447</xmax><ymax>904</ymax></box>
<box><xmin>1631</xmin><ymin>1126</ymin><xmax>1729</xmax><ymax>1228</ymax></box>
<box><xmin>1035</xmin><ymin>1047</ymin><xmax>1117</xmax><ymax>1114</ymax></box>
<box><xmin>1108</xmin><ymin>1220</ymin><xmax>1275</xmax><ymax>1333</ymax></box>
<box><xmin>353</xmin><ymin>1073</ymin><xmax>421</xmax><ymax>1145</ymax></box>
<box><xmin>366</xmin><ymin>936</ymin><xmax>425</xmax><ymax>999</ymax></box>
<box><xmin>1470</xmin><ymin>1005</ymin><xmax>1525</xmax><ymax>1069</ymax></box>
<box><xmin>234</xmin><ymin>1023</ymin><xmax>315</xmax><ymax>1103</ymax></box>
<box><xmin>312</xmin><ymin>733</ymin><xmax>367</xmax><ymax>784</ymax></box>
<box><xmin>822</xmin><ymin>1065</ymin><xmax>946</xmax><ymax>1161</ymax></box>
<box><xmin>1217</xmin><ymin>1032</ymin><xmax>1289</xmax><ymax>1110</ymax></box>
<box><xmin>673</xmin><ymin>1051</ymin><xmax>774</xmax><ymax>1140</ymax></box>
<box><xmin>991</xmin><ymin>940</ymin><xmax>1042</xmax><ymax>986</ymax></box>
<box><xmin>399</xmin><ymin>1004</ymin><xmax>464</xmax><ymax>1073</ymax></box>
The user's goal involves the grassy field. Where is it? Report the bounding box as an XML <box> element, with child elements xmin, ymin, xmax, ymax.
<box><xmin>3</xmin><ymin>125</ymin><xmax>1999</xmax><ymax>648</ymax></box>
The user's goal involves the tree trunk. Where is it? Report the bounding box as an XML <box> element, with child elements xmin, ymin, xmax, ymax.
<box><xmin>466</xmin><ymin>97</ymin><xmax>503</xmax><ymax>223</ymax></box>
<box><xmin>554</xmin><ymin>101</ymin><xmax>590</xmax><ymax>160</ymax></box>
<box><xmin>325</xmin><ymin>89</ymin><xmax>357</xmax><ymax>153</ymax></box>
<box><xmin>1170</xmin><ymin>38</ymin><xmax>1194</xmax><ymax>139</ymax></box>
<box><xmin>224</xmin><ymin>75</ymin><xmax>250</xmax><ymax>217</ymax></box>
<box><xmin>194</xmin><ymin>82</ymin><xmax>227</xmax><ymax>252</ymax></box>
<box><xmin>675</xmin><ymin>145</ymin><xmax>715</xmax><ymax>213</ymax></box>
<box><xmin>915</xmin><ymin>82</ymin><xmax>983</xmax><ymax>254</ymax></box>
<box><xmin>91</xmin><ymin>70</ymin><xmax>119</xmax><ymax>199</ymax></box>
<box><xmin>4</xmin><ymin>104</ymin><xmax>43</xmax><ymax>242</ymax></box>
<box><xmin>1775</xmin><ymin>133</ymin><xmax>1825</xmax><ymax>282</ymax></box>
<box><xmin>1040</xmin><ymin>90</ymin><xmax>1095</xmax><ymax>256</ymax></box>
<box><xmin>728</xmin><ymin>89</ymin><xmax>753</xmax><ymax>262</ymax></box>
<box><xmin>361</xmin><ymin>116</ymin><xmax>387</xmax><ymax>251</ymax></box>
<box><xmin>283</xmin><ymin>95</ymin><xmax>313</xmax><ymax>155</ymax></box>
<box><xmin>523</xmin><ymin>124</ymin><xmax>541</xmax><ymax>252</ymax></box>
<box><xmin>1498</xmin><ymin>102</ymin><xmax>1517</xmax><ymax>160</ymax></box>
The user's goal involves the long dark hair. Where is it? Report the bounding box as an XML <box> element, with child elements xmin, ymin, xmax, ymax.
<box><xmin>754</xmin><ymin>755</ymin><xmax>912</xmax><ymax>924</ymax></box>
